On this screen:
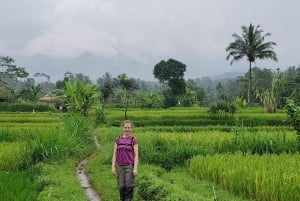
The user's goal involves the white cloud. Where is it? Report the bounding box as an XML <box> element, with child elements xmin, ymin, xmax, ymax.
<box><xmin>1</xmin><ymin>0</ymin><xmax>300</xmax><ymax>80</ymax></box>
<box><xmin>23</xmin><ymin>0</ymin><xmax>238</xmax><ymax>62</ymax></box>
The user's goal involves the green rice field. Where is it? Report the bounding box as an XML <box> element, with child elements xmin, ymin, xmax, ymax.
<box><xmin>1</xmin><ymin>107</ymin><xmax>299</xmax><ymax>201</ymax></box>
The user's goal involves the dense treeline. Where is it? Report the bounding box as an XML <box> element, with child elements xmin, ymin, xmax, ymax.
<box><xmin>1</xmin><ymin>55</ymin><xmax>300</xmax><ymax>112</ymax></box>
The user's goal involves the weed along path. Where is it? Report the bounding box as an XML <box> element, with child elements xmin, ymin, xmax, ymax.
<box><xmin>77</xmin><ymin>136</ymin><xmax>101</xmax><ymax>201</ymax></box>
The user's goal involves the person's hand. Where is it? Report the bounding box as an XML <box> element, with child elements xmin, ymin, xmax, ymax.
<box><xmin>112</xmin><ymin>167</ymin><xmax>116</xmax><ymax>176</ymax></box>
<box><xmin>133</xmin><ymin>169</ymin><xmax>138</xmax><ymax>176</ymax></box>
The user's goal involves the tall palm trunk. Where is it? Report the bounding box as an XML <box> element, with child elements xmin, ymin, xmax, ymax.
<box><xmin>247</xmin><ymin>61</ymin><xmax>252</xmax><ymax>104</ymax></box>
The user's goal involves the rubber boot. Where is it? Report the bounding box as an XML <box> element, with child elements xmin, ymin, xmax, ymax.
<box><xmin>119</xmin><ymin>187</ymin><xmax>126</xmax><ymax>201</ymax></box>
<box><xmin>124</xmin><ymin>187</ymin><xmax>134</xmax><ymax>201</ymax></box>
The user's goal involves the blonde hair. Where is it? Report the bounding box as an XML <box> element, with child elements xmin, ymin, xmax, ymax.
<box><xmin>121</xmin><ymin>120</ymin><xmax>134</xmax><ymax>128</ymax></box>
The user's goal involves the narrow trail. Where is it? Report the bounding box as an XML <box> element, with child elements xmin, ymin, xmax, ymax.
<box><xmin>77</xmin><ymin>136</ymin><xmax>101</xmax><ymax>201</ymax></box>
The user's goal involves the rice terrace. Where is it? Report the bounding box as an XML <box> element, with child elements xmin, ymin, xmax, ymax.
<box><xmin>1</xmin><ymin>19</ymin><xmax>300</xmax><ymax>201</ymax></box>
<box><xmin>1</xmin><ymin>105</ymin><xmax>300</xmax><ymax>201</ymax></box>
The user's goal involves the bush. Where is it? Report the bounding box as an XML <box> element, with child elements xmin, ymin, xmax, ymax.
<box><xmin>0</xmin><ymin>102</ymin><xmax>55</xmax><ymax>112</ymax></box>
<box><xmin>137</xmin><ymin>175</ymin><xmax>168</xmax><ymax>201</ymax></box>
<box><xmin>209</xmin><ymin>100</ymin><xmax>237</xmax><ymax>115</ymax></box>
<box><xmin>93</xmin><ymin>105</ymin><xmax>107</xmax><ymax>125</ymax></box>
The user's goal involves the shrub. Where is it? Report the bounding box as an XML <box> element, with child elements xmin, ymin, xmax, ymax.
<box><xmin>209</xmin><ymin>100</ymin><xmax>237</xmax><ymax>115</ymax></box>
<box><xmin>0</xmin><ymin>102</ymin><xmax>55</xmax><ymax>112</ymax></box>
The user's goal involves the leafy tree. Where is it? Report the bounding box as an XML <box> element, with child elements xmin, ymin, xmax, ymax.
<box><xmin>226</xmin><ymin>23</ymin><xmax>278</xmax><ymax>104</ymax></box>
<box><xmin>162</xmin><ymin>89</ymin><xmax>178</xmax><ymax>108</ymax></box>
<box><xmin>216</xmin><ymin>82</ymin><xmax>226</xmax><ymax>100</ymax></box>
<box><xmin>117</xmin><ymin>73</ymin><xmax>139</xmax><ymax>119</ymax></box>
<box><xmin>223</xmin><ymin>78</ymin><xmax>240</xmax><ymax>101</ymax></box>
<box><xmin>0</xmin><ymin>56</ymin><xmax>28</xmax><ymax>86</ymax></box>
<box><xmin>101</xmin><ymin>82</ymin><xmax>115</xmax><ymax>101</ymax></box>
<box><xmin>286</xmin><ymin>100</ymin><xmax>300</xmax><ymax>150</ymax></box>
<box><xmin>281</xmin><ymin>66</ymin><xmax>297</xmax><ymax>97</ymax></box>
<box><xmin>281</xmin><ymin>66</ymin><xmax>300</xmax><ymax>105</ymax></box>
<box><xmin>97</xmin><ymin>72</ymin><xmax>113</xmax><ymax>87</ymax></box>
<box><xmin>179</xmin><ymin>87</ymin><xmax>197</xmax><ymax>107</ymax></box>
<box><xmin>153</xmin><ymin>58</ymin><xmax>187</xmax><ymax>97</ymax></box>
<box><xmin>235</xmin><ymin>96</ymin><xmax>247</xmax><ymax>109</ymax></box>
<box><xmin>135</xmin><ymin>91</ymin><xmax>164</xmax><ymax>108</ymax></box>
<box><xmin>16</xmin><ymin>78</ymin><xmax>42</xmax><ymax>102</ymax></box>
<box><xmin>0</xmin><ymin>86</ymin><xmax>13</xmax><ymax>102</ymax></box>
<box><xmin>97</xmin><ymin>72</ymin><xmax>118</xmax><ymax>102</ymax></box>
<box><xmin>55</xmin><ymin>80</ymin><xmax>66</xmax><ymax>90</ymax></box>
<box><xmin>251</xmin><ymin>67</ymin><xmax>273</xmax><ymax>92</ymax></box>
<box><xmin>186</xmin><ymin>79</ymin><xmax>207</xmax><ymax>105</ymax></box>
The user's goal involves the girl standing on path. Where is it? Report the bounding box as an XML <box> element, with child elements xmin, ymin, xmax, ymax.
<box><xmin>112</xmin><ymin>120</ymin><xmax>139</xmax><ymax>201</ymax></box>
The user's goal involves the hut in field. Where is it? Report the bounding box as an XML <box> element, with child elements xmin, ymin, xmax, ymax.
<box><xmin>39</xmin><ymin>94</ymin><xmax>56</xmax><ymax>106</ymax></box>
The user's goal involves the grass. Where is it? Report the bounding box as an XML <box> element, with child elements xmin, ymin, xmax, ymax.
<box><xmin>0</xmin><ymin>142</ymin><xmax>25</xmax><ymax>170</ymax></box>
<box><xmin>87</xmin><ymin>155</ymin><xmax>255</xmax><ymax>201</ymax></box>
<box><xmin>0</xmin><ymin>112</ymin><xmax>96</xmax><ymax>201</ymax></box>
<box><xmin>189</xmin><ymin>154</ymin><xmax>300</xmax><ymax>201</ymax></box>
<box><xmin>86</xmin><ymin>128</ymin><xmax>257</xmax><ymax>201</ymax></box>
<box><xmin>36</xmin><ymin>158</ymin><xmax>90</xmax><ymax>201</ymax></box>
<box><xmin>0</xmin><ymin>169</ymin><xmax>42</xmax><ymax>201</ymax></box>
<box><xmin>0</xmin><ymin>107</ymin><xmax>296</xmax><ymax>201</ymax></box>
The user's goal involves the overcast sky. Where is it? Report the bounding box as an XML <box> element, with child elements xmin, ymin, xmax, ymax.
<box><xmin>1</xmin><ymin>0</ymin><xmax>299</xmax><ymax>82</ymax></box>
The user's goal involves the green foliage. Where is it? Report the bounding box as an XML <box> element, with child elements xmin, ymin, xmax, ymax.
<box><xmin>286</xmin><ymin>100</ymin><xmax>300</xmax><ymax>151</ymax></box>
<box><xmin>0</xmin><ymin>56</ymin><xmax>29</xmax><ymax>86</ymax></box>
<box><xmin>190</xmin><ymin>154</ymin><xmax>300</xmax><ymax>201</ymax></box>
<box><xmin>61</xmin><ymin>113</ymin><xmax>91</xmax><ymax>144</ymax></box>
<box><xmin>226</xmin><ymin>23</ymin><xmax>277</xmax><ymax>103</ymax></box>
<box><xmin>0</xmin><ymin>170</ymin><xmax>43</xmax><ymax>201</ymax></box>
<box><xmin>16</xmin><ymin>80</ymin><xmax>42</xmax><ymax>102</ymax></box>
<box><xmin>0</xmin><ymin>142</ymin><xmax>28</xmax><ymax>170</ymax></box>
<box><xmin>93</xmin><ymin>104</ymin><xmax>107</xmax><ymax>125</ymax></box>
<box><xmin>65</xmin><ymin>79</ymin><xmax>99</xmax><ymax>116</ymax></box>
<box><xmin>36</xmin><ymin>159</ymin><xmax>90</xmax><ymax>201</ymax></box>
<box><xmin>235</xmin><ymin>96</ymin><xmax>247</xmax><ymax>109</ymax></box>
<box><xmin>135</xmin><ymin>91</ymin><xmax>164</xmax><ymax>109</ymax></box>
<box><xmin>106</xmin><ymin>107</ymin><xmax>289</xmax><ymax>127</ymax></box>
<box><xmin>256</xmin><ymin>89</ymin><xmax>277</xmax><ymax>113</ymax></box>
<box><xmin>153</xmin><ymin>58</ymin><xmax>187</xmax><ymax>99</ymax></box>
<box><xmin>209</xmin><ymin>100</ymin><xmax>237</xmax><ymax>115</ymax></box>
<box><xmin>179</xmin><ymin>87</ymin><xmax>197</xmax><ymax>107</ymax></box>
<box><xmin>256</xmin><ymin>72</ymin><xmax>284</xmax><ymax>113</ymax></box>
<box><xmin>153</xmin><ymin>58</ymin><xmax>186</xmax><ymax>83</ymax></box>
<box><xmin>0</xmin><ymin>86</ymin><xmax>13</xmax><ymax>102</ymax></box>
<box><xmin>0</xmin><ymin>102</ymin><xmax>55</xmax><ymax>112</ymax></box>
<box><xmin>89</xmin><ymin>128</ymin><xmax>258</xmax><ymax>201</ymax></box>
<box><xmin>137</xmin><ymin>174</ymin><xmax>168</xmax><ymax>200</ymax></box>
<box><xmin>281</xmin><ymin>66</ymin><xmax>300</xmax><ymax>105</ymax></box>
<box><xmin>139</xmin><ymin>131</ymin><xmax>297</xmax><ymax>170</ymax></box>
<box><xmin>0</xmin><ymin>113</ymin><xmax>91</xmax><ymax>169</ymax></box>
<box><xmin>0</xmin><ymin>112</ymin><xmax>94</xmax><ymax>200</ymax></box>
<box><xmin>162</xmin><ymin>89</ymin><xmax>178</xmax><ymax>108</ymax></box>
<box><xmin>94</xmin><ymin>126</ymin><xmax>297</xmax><ymax>172</ymax></box>
<box><xmin>117</xmin><ymin>73</ymin><xmax>139</xmax><ymax>119</ymax></box>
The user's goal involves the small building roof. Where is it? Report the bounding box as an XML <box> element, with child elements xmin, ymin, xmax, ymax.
<box><xmin>39</xmin><ymin>94</ymin><xmax>56</xmax><ymax>102</ymax></box>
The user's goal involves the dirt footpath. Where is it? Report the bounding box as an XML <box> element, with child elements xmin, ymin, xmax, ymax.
<box><xmin>77</xmin><ymin>136</ymin><xmax>101</xmax><ymax>201</ymax></box>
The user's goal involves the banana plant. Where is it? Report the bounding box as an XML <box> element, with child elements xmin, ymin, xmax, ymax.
<box><xmin>64</xmin><ymin>79</ymin><xmax>100</xmax><ymax>116</ymax></box>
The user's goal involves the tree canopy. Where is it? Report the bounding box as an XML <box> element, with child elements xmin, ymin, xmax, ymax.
<box><xmin>153</xmin><ymin>58</ymin><xmax>187</xmax><ymax>97</ymax></box>
<box><xmin>0</xmin><ymin>56</ymin><xmax>28</xmax><ymax>86</ymax></box>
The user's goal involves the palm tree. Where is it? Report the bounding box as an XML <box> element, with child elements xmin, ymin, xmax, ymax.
<box><xmin>226</xmin><ymin>23</ymin><xmax>278</xmax><ymax>104</ymax></box>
